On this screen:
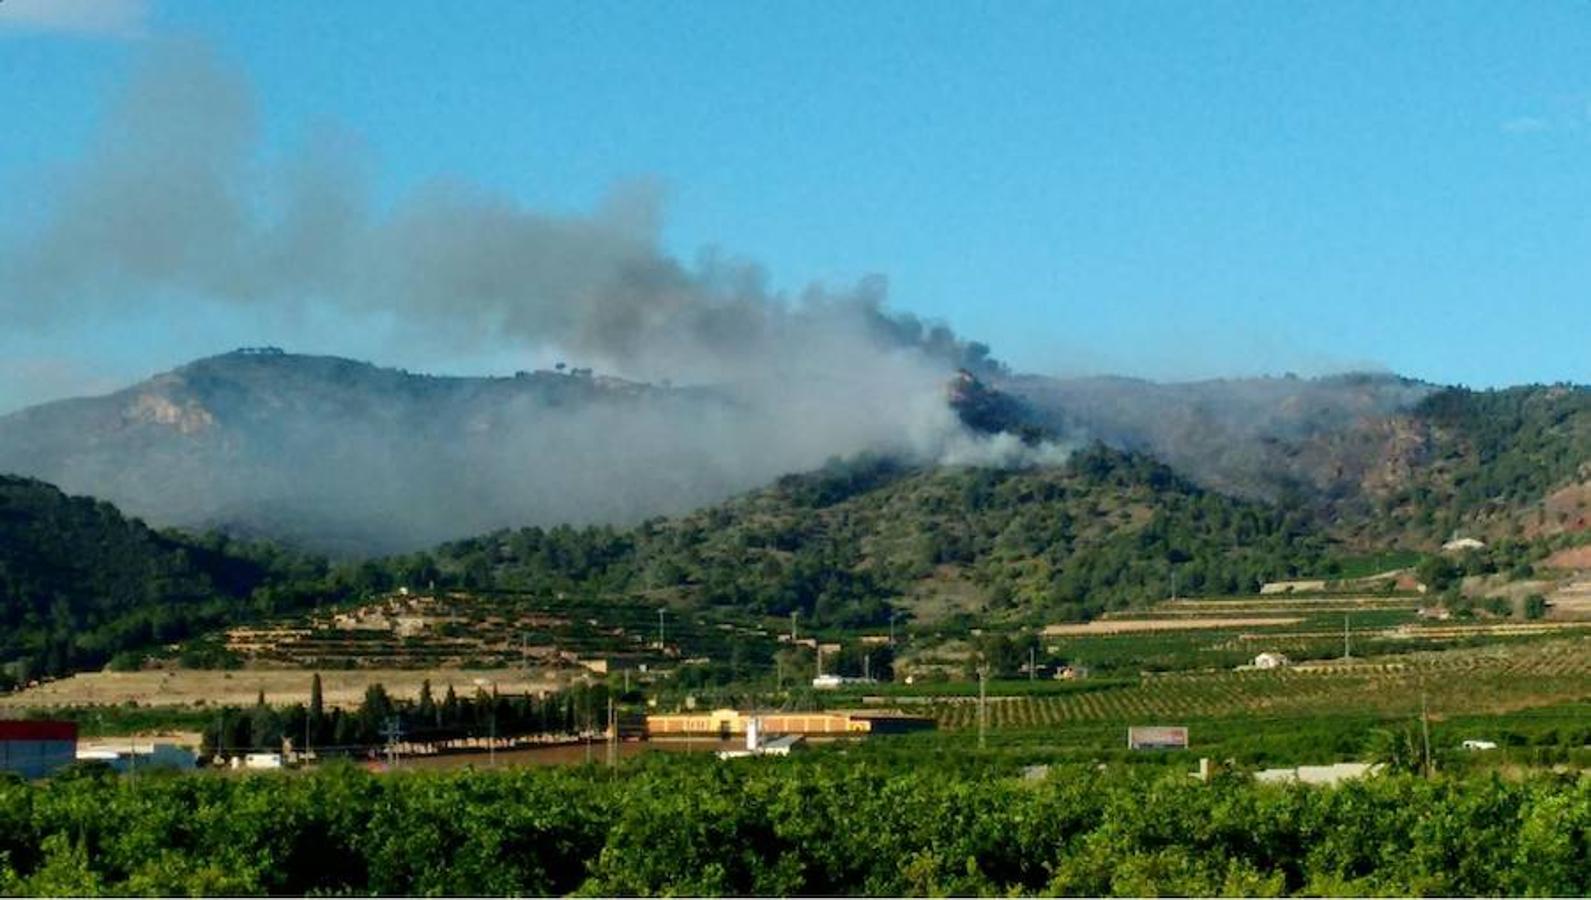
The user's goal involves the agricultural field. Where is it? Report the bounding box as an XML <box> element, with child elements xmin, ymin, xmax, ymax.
<box><xmin>926</xmin><ymin>637</ymin><xmax>1591</xmax><ymax>730</ymax></box>
<box><xmin>3</xmin><ymin>759</ymin><xmax>1587</xmax><ymax>896</ymax></box>
<box><xmin>0</xmin><ymin>667</ymin><xmax>556</xmax><ymax>711</ymax></box>
<box><xmin>1031</xmin><ymin>588</ymin><xmax>1591</xmax><ymax>674</ymax></box>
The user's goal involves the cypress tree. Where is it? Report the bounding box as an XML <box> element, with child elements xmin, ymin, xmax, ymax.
<box><xmin>309</xmin><ymin>673</ymin><xmax>325</xmax><ymax>745</ymax></box>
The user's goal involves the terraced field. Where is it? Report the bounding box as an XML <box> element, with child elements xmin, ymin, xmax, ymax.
<box><xmin>219</xmin><ymin>590</ymin><xmax>778</xmax><ymax>671</ymax></box>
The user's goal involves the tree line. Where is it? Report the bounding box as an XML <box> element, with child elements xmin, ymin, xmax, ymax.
<box><xmin>200</xmin><ymin>675</ymin><xmax>615</xmax><ymax>757</ymax></box>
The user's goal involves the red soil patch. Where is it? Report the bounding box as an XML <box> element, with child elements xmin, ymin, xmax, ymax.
<box><xmin>1544</xmin><ymin>545</ymin><xmax>1591</xmax><ymax>571</ymax></box>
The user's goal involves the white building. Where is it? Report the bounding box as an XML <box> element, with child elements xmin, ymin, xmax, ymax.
<box><xmin>811</xmin><ymin>674</ymin><xmax>876</xmax><ymax>689</ymax></box>
<box><xmin>716</xmin><ymin>717</ymin><xmax>806</xmax><ymax>760</ymax></box>
<box><xmin>1255</xmin><ymin>762</ymin><xmax>1383</xmax><ymax>786</ymax></box>
<box><xmin>1253</xmin><ymin>652</ymin><xmax>1290</xmax><ymax>670</ymax></box>
<box><xmin>240</xmin><ymin>752</ymin><xmax>284</xmax><ymax>770</ymax></box>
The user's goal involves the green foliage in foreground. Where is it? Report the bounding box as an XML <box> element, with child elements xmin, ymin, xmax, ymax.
<box><xmin>0</xmin><ymin>760</ymin><xmax>1585</xmax><ymax>897</ymax></box>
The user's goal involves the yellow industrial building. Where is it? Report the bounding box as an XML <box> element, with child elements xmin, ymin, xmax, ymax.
<box><xmin>644</xmin><ymin>708</ymin><xmax>933</xmax><ymax>739</ymax></box>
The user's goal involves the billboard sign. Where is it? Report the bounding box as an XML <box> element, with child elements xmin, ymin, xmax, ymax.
<box><xmin>1127</xmin><ymin>726</ymin><xmax>1189</xmax><ymax>750</ymax></box>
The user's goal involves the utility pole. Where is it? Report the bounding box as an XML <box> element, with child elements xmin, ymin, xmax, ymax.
<box><xmin>977</xmin><ymin>664</ymin><xmax>989</xmax><ymax>750</ymax></box>
<box><xmin>606</xmin><ymin>696</ymin><xmax>617</xmax><ymax>768</ymax></box>
<box><xmin>382</xmin><ymin>716</ymin><xmax>403</xmax><ymax>769</ymax></box>
<box><xmin>889</xmin><ymin>611</ymin><xmax>899</xmax><ymax>646</ymax></box>
<box><xmin>863</xmin><ymin>653</ymin><xmax>870</xmax><ymax>682</ymax></box>
<box><xmin>1420</xmin><ymin>688</ymin><xmax>1432</xmax><ymax>778</ymax></box>
<box><xmin>1344</xmin><ymin>614</ymin><xmax>1351</xmax><ymax>660</ymax></box>
<box><xmin>657</xmin><ymin>608</ymin><xmax>666</xmax><ymax>649</ymax></box>
<box><xmin>1171</xmin><ymin>566</ymin><xmax>1178</xmax><ymax>602</ymax></box>
<box><xmin>790</xmin><ymin>611</ymin><xmax>799</xmax><ymax>642</ymax></box>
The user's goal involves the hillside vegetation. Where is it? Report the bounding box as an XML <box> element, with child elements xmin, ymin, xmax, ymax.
<box><xmin>1386</xmin><ymin>384</ymin><xmax>1591</xmax><ymax>538</ymax></box>
<box><xmin>3</xmin><ymin>383</ymin><xmax>1584</xmax><ymax>680</ymax></box>
<box><xmin>426</xmin><ymin>445</ymin><xmax>1332</xmax><ymax>628</ymax></box>
<box><xmin>0</xmin><ymin>477</ymin><xmax>341</xmax><ymax>683</ymax></box>
<box><xmin>1008</xmin><ymin>376</ymin><xmax>1590</xmax><ymax>548</ymax></box>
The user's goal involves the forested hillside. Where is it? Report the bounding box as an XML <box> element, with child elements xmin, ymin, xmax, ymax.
<box><xmin>5</xmin><ymin>384</ymin><xmax>1583</xmax><ymax>679</ymax></box>
<box><xmin>1005</xmin><ymin>377</ymin><xmax>1590</xmax><ymax>548</ymax></box>
<box><xmin>423</xmin><ymin>445</ymin><xmax>1333</xmax><ymax>628</ymax></box>
<box><xmin>0</xmin><ymin>477</ymin><xmax>341</xmax><ymax>683</ymax></box>
<box><xmin>1392</xmin><ymin>384</ymin><xmax>1590</xmax><ymax>536</ymax></box>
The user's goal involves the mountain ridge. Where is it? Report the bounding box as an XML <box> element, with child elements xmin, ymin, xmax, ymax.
<box><xmin>0</xmin><ymin>349</ymin><xmax>1584</xmax><ymax>557</ymax></box>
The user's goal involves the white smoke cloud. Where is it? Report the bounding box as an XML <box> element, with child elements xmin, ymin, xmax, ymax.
<box><xmin>0</xmin><ymin>43</ymin><xmax>1064</xmax><ymax>550</ymax></box>
<box><xmin>0</xmin><ymin>0</ymin><xmax>147</xmax><ymax>38</ymax></box>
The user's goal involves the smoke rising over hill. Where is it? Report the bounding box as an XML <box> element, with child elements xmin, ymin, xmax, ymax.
<box><xmin>3</xmin><ymin>44</ymin><xmax>1000</xmax><ymax>380</ymax></box>
<box><xmin>0</xmin><ymin>44</ymin><xmax>1069</xmax><ymax>551</ymax></box>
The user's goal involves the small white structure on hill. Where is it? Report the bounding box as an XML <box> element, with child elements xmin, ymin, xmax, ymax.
<box><xmin>1462</xmin><ymin>739</ymin><xmax>1498</xmax><ymax>751</ymax></box>
<box><xmin>1442</xmin><ymin>537</ymin><xmax>1486</xmax><ymax>552</ymax></box>
<box><xmin>1253</xmin><ymin>652</ymin><xmax>1290</xmax><ymax>670</ymax></box>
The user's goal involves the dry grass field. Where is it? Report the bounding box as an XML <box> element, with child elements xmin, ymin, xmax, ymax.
<box><xmin>1042</xmin><ymin>617</ymin><xmax>1305</xmax><ymax>636</ymax></box>
<box><xmin>0</xmin><ymin>667</ymin><xmax>560</xmax><ymax>711</ymax></box>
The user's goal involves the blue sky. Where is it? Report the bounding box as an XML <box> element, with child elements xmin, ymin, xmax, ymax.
<box><xmin>1</xmin><ymin>0</ymin><xmax>1588</xmax><ymax>411</ymax></box>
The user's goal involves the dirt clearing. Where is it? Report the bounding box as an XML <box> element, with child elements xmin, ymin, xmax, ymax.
<box><xmin>1042</xmin><ymin>617</ymin><xmax>1305</xmax><ymax>636</ymax></box>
